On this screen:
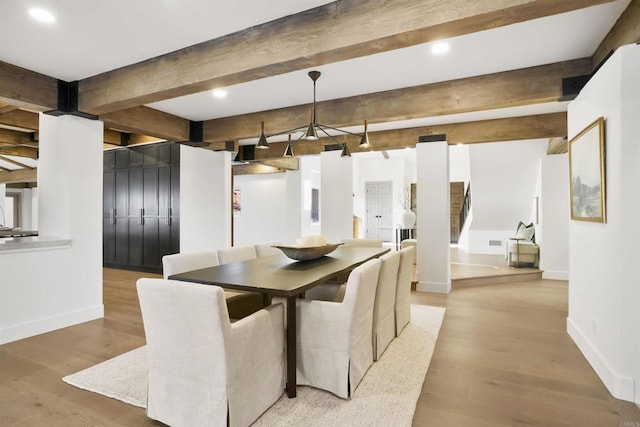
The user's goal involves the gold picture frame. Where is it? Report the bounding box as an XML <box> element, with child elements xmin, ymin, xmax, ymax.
<box><xmin>568</xmin><ymin>117</ymin><xmax>606</xmax><ymax>223</ymax></box>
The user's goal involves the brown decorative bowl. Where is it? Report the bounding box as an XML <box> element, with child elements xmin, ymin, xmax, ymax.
<box><xmin>274</xmin><ymin>243</ymin><xmax>343</xmax><ymax>261</ymax></box>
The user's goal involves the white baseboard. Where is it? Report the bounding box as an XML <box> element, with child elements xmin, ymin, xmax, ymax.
<box><xmin>542</xmin><ymin>270</ymin><xmax>569</xmax><ymax>280</ymax></box>
<box><xmin>567</xmin><ymin>316</ymin><xmax>635</xmax><ymax>402</ymax></box>
<box><xmin>417</xmin><ymin>280</ymin><xmax>451</xmax><ymax>294</ymax></box>
<box><xmin>0</xmin><ymin>305</ymin><xmax>104</xmax><ymax>345</ymax></box>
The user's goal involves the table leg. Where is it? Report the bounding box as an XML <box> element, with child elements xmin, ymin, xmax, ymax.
<box><xmin>286</xmin><ymin>296</ymin><xmax>297</xmax><ymax>398</ymax></box>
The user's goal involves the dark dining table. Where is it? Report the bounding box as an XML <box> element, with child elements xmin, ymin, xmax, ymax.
<box><xmin>169</xmin><ymin>245</ymin><xmax>389</xmax><ymax>398</ymax></box>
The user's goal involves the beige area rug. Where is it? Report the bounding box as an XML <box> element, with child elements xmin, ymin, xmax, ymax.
<box><xmin>63</xmin><ymin>304</ymin><xmax>445</xmax><ymax>426</ymax></box>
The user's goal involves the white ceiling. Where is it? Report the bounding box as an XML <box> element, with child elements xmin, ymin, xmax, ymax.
<box><xmin>0</xmin><ymin>0</ymin><xmax>631</xmax><ymax>135</ymax></box>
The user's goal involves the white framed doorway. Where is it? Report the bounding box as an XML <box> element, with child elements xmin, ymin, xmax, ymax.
<box><xmin>365</xmin><ymin>181</ymin><xmax>393</xmax><ymax>241</ymax></box>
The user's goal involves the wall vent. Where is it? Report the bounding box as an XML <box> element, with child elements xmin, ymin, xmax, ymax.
<box><xmin>489</xmin><ymin>240</ymin><xmax>503</xmax><ymax>247</ymax></box>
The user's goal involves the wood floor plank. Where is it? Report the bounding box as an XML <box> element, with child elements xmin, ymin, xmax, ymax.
<box><xmin>0</xmin><ymin>266</ymin><xmax>638</xmax><ymax>426</ymax></box>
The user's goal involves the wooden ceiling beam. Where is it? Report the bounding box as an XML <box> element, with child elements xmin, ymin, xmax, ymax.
<box><xmin>251</xmin><ymin>113</ymin><xmax>567</xmax><ymax>160</ymax></box>
<box><xmin>204</xmin><ymin>59</ymin><xmax>587</xmax><ymax>143</ymax></box>
<box><xmin>0</xmin><ymin>61</ymin><xmax>58</xmax><ymax>111</ymax></box>
<box><xmin>0</xmin><ymin>146</ymin><xmax>37</xmax><ymax>159</ymax></box>
<box><xmin>100</xmin><ymin>106</ymin><xmax>189</xmax><ymax>142</ymax></box>
<box><xmin>0</xmin><ymin>129</ymin><xmax>34</xmax><ymax>146</ymax></box>
<box><xmin>0</xmin><ymin>168</ymin><xmax>37</xmax><ymax>184</ymax></box>
<box><xmin>0</xmin><ymin>109</ymin><xmax>39</xmax><ymax>131</ymax></box>
<box><xmin>77</xmin><ymin>0</ymin><xmax>612</xmax><ymax>115</ymax></box>
<box><xmin>0</xmin><ymin>104</ymin><xmax>18</xmax><ymax>114</ymax></box>
<box><xmin>593</xmin><ymin>0</ymin><xmax>640</xmax><ymax>69</ymax></box>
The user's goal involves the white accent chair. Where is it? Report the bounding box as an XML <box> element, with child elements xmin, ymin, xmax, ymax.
<box><xmin>372</xmin><ymin>251</ymin><xmax>401</xmax><ymax>361</ymax></box>
<box><xmin>395</xmin><ymin>246</ymin><xmax>415</xmax><ymax>336</ymax></box>
<box><xmin>342</xmin><ymin>238</ymin><xmax>383</xmax><ymax>247</ymax></box>
<box><xmin>507</xmin><ymin>222</ymin><xmax>539</xmax><ymax>267</ymax></box>
<box><xmin>293</xmin><ymin>258</ymin><xmax>381</xmax><ymax>398</ymax></box>
<box><xmin>217</xmin><ymin>245</ymin><xmax>258</xmax><ymax>265</ymax></box>
<box><xmin>162</xmin><ymin>251</ymin><xmax>263</xmax><ymax>319</ymax></box>
<box><xmin>137</xmin><ymin>279</ymin><xmax>285</xmax><ymax>427</ymax></box>
<box><xmin>254</xmin><ymin>240</ymin><xmax>283</xmax><ymax>257</ymax></box>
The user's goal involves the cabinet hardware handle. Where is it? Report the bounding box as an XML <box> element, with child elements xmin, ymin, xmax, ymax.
<box><xmin>110</xmin><ymin>208</ymin><xmax>116</xmax><ymax>225</ymax></box>
<box><xmin>167</xmin><ymin>208</ymin><xmax>172</xmax><ymax>226</ymax></box>
<box><xmin>139</xmin><ymin>208</ymin><xmax>145</xmax><ymax>225</ymax></box>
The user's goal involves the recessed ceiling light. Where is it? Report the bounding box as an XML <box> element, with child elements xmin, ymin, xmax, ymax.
<box><xmin>212</xmin><ymin>89</ymin><xmax>227</xmax><ymax>99</ymax></box>
<box><xmin>431</xmin><ymin>41</ymin><xmax>450</xmax><ymax>55</ymax></box>
<box><xmin>28</xmin><ymin>7</ymin><xmax>56</xmax><ymax>24</ymax></box>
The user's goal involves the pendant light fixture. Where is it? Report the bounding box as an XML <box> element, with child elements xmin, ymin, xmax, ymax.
<box><xmin>254</xmin><ymin>70</ymin><xmax>370</xmax><ymax>156</ymax></box>
<box><xmin>283</xmin><ymin>134</ymin><xmax>294</xmax><ymax>157</ymax></box>
<box><xmin>256</xmin><ymin>121</ymin><xmax>269</xmax><ymax>149</ymax></box>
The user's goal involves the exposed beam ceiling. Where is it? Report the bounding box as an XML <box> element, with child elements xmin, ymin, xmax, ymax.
<box><xmin>0</xmin><ymin>61</ymin><xmax>57</xmax><ymax>111</ymax></box>
<box><xmin>77</xmin><ymin>0</ymin><xmax>615</xmax><ymax>115</ymax></box>
<box><xmin>0</xmin><ymin>146</ymin><xmax>37</xmax><ymax>159</ymax></box>
<box><xmin>203</xmin><ymin>59</ymin><xmax>588</xmax><ymax>143</ymax></box>
<box><xmin>593</xmin><ymin>0</ymin><xmax>640</xmax><ymax>67</ymax></box>
<box><xmin>251</xmin><ymin>113</ymin><xmax>567</xmax><ymax>160</ymax></box>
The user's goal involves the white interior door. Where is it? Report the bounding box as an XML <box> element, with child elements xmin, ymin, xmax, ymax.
<box><xmin>365</xmin><ymin>181</ymin><xmax>393</xmax><ymax>241</ymax></box>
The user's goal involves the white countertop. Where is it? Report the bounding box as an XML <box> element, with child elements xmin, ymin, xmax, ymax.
<box><xmin>0</xmin><ymin>235</ymin><xmax>71</xmax><ymax>253</ymax></box>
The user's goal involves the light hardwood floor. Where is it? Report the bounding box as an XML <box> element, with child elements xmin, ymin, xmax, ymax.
<box><xmin>0</xmin><ymin>268</ymin><xmax>638</xmax><ymax>426</ymax></box>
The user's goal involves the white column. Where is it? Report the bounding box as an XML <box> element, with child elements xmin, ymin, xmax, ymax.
<box><xmin>540</xmin><ymin>154</ymin><xmax>569</xmax><ymax>280</ymax></box>
<box><xmin>0</xmin><ymin>114</ymin><xmax>104</xmax><ymax>345</ymax></box>
<box><xmin>0</xmin><ymin>184</ymin><xmax>6</xmax><ymax>226</ymax></box>
<box><xmin>321</xmin><ymin>150</ymin><xmax>353</xmax><ymax>242</ymax></box>
<box><xmin>180</xmin><ymin>146</ymin><xmax>232</xmax><ymax>251</ymax></box>
<box><xmin>285</xmin><ymin>169</ymin><xmax>302</xmax><ymax>244</ymax></box>
<box><xmin>416</xmin><ymin>141</ymin><xmax>451</xmax><ymax>293</ymax></box>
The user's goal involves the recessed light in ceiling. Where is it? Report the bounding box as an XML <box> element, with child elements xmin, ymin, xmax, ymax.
<box><xmin>430</xmin><ymin>41</ymin><xmax>450</xmax><ymax>55</ymax></box>
<box><xmin>28</xmin><ymin>7</ymin><xmax>56</xmax><ymax>24</ymax></box>
<box><xmin>212</xmin><ymin>89</ymin><xmax>227</xmax><ymax>99</ymax></box>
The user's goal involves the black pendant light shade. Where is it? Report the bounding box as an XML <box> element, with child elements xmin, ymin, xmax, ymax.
<box><xmin>283</xmin><ymin>134</ymin><xmax>294</xmax><ymax>157</ymax></box>
<box><xmin>256</xmin><ymin>121</ymin><xmax>269</xmax><ymax>149</ymax></box>
<box><xmin>359</xmin><ymin>120</ymin><xmax>371</xmax><ymax>148</ymax></box>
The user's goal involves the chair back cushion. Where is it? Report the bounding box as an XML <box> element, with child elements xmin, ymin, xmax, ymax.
<box><xmin>255</xmin><ymin>240</ymin><xmax>283</xmax><ymax>257</ymax></box>
<box><xmin>162</xmin><ymin>251</ymin><xmax>219</xmax><ymax>279</ymax></box>
<box><xmin>342</xmin><ymin>238</ymin><xmax>383</xmax><ymax>248</ymax></box>
<box><xmin>395</xmin><ymin>245</ymin><xmax>415</xmax><ymax>336</ymax></box>
<box><xmin>342</xmin><ymin>258</ymin><xmax>381</xmax><ymax>394</ymax></box>
<box><xmin>218</xmin><ymin>245</ymin><xmax>257</xmax><ymax>265</ymax></box>
<box><xmin>137</xmin><ymin>279</ymin><xmax>230</xmax><ymax>427</ymax></box>
<box><xmin>373</xmin><ymin>251</ymin><xmax>401</xmax><ymax>360</ymax></box>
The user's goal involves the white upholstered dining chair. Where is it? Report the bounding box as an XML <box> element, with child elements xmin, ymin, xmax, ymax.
<box><xmin>137</xmin><ymin>278</ymin><xmax>285</xmax><ymax>427</ymax></box>
<box><xmin>162</xmin><ymin>251</ymin><xmax>263</xmax><ymax>319</ymax></box>
<box><xmin>342</xmin><ymin>238</ymin><xmax>383</xmax><ymax>247</ymax></box>
<box><xmin>395</xmin><ymin>245</ymin><xmax>415</xmax><ymax>336</ymax></box>
<box><xmin>254</xmin><ymin>240</ymin><xmax>283</xmax><ymax>257</ymax></box>
<box><xmin>293</xmin><ymin>258</ymin><xmax>381</xmax><ymax>399</ymax></box>
<box><xmin>217</xmin><ymin>245</ymin><xmax>257</xmax><ymax>265</ymax></box>
<box><xmin>372</xmin><ymin>251</ymin><xmax>401</xmax><ymax>361</ymax></box>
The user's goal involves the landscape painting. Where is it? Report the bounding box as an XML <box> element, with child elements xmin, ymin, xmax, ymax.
<box><xmin>569</xmin><ymin>117</ymin><xmax>606</xmax><ymax>223</ymax></box>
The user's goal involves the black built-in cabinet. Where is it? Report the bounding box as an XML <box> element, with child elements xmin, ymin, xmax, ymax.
<box><xmin>103</xmin><ymin>142</ymin><xmax>180</xmax><ymax>273</ymax></box>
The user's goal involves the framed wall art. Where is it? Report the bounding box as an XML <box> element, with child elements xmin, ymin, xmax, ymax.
<box><xmin>568</xmin><ymin>117</ymin><xmax>606</xmax><ymax>223</ymax></box>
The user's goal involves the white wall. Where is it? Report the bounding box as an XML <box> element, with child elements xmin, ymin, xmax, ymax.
<box><xmin>567</xmin><ymin>44</ymin><xmax>640</xmax><ymax>404</ymax></box>
<box><xmin>416</xmin><ymin>141</ymin><xmax>450</xmax><ymax>293</ymax></box>
<box><xmin>180</xmin><ymin>147</ymin><xmax>231</xmax><ymax>251</ymax></box>
<box><xmin>300</xmin><ymin>156</ymin><xmax>321</xmax><ymax>238</ymax></box>
<box><xmin>540</xmin><ymin>154</ymin><xmax>569</xmax><ymax>280</ymax></box>
<box><xmin>449</xmin><ymin>144</ymin><xmax>470</xmax><ymax>186</ymax></box>
<box><xmin>465</xmin><ymin>139</ymin><xmax>547</xmax><ymax>254</ymax></box>
<box><xmin>233</xmin><ymin>172</ymin><xmax>289</xmax><ymax>245</ymax></box>
<box><xmin>321</xmin><ymin>151</ymin><xmax>353</xmax><ymax>242</ymax></box>
<box><xmin>0</xmin><ymin>114</ymin><xmax>104</xmax><ymax>344</ymax></box>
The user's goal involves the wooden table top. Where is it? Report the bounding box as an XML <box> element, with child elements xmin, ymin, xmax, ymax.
<box><xmin>169</xmin><ymin>246</ymin><xmax>389</xmax><ymax>297</ymax></box>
